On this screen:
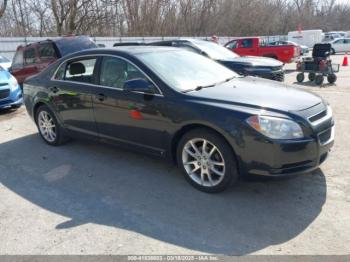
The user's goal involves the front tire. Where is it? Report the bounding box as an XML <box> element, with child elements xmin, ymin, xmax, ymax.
<box><xmin>35</xmin><ymin>105</ymin><xmax>68</xmax><ymax>146</ymax></box>
<box><xmin>177</xmin><ymin>128</ymin><xmax>238</xmax><ymax>193</ymax></box>
<box><xmin>330</xmin><ymin>48</ymin><xmax>335</xmax><ymax>55</ymax></box>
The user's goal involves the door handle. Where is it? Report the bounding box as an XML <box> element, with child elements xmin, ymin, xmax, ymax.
<box><xmin>50</xmin><ymin>86</ymin><xmax>59</xmax><ymax>93</ymax></box>
<box><xmin>97</xmin><ymin>93</ymin><xmax>106</xmax><ymax>102</ymax></box>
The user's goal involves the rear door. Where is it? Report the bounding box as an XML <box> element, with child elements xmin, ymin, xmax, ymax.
<box><xmin>50</xmin><ymin>56</ymin><xmax>98</xmax><ymax>135</ymax></box>
<box><xmin>344</xmin><ymin>39</ymin><xmax>350</xmax><ymax>53</ymax></box>
<box><xmin>91</xmin><ymin>55</ymin><xmax>168</xmax><ymax>155</ymax></box>
<box><xmin>22</xmin><ymin>47</ymin><xmax>41</xmax><ymax>81</ymax></box>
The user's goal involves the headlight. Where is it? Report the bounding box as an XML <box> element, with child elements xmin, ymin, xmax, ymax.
<box><xmin>9</xmin><ymin>76</ymin><xmax>18</xmax><ymax>91</ymax></box>
<box><xmin>246</xmin><ymin>115</ymin><xmax>304</xmax><ymax>139</ymax></box>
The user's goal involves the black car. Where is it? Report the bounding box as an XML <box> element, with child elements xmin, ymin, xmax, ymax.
<box><xmin>148</xmin><ymin>39</ymin><xmax>285</xmax><ymax>81</ymax></box>
<box><xmin>23</xmin><ymin>47</ymin><xmax>334</xmax><ymax>193</ymax></box>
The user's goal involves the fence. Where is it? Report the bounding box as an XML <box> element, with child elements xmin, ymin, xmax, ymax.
<box><xmin>0</xmin><ymin>35</ymin><xmax>287</xmax><ymax>60</ymax></box>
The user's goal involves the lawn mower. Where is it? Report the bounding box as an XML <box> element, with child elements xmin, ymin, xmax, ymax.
<box><xmin>296</xmin><ymin>43</ymin><xmax>339</xmax><ymax>85</ymax></box>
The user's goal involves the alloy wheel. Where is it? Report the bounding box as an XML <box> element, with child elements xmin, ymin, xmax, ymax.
<box><xmin>38</xmin><ymin>111</ymin><xmax>57</xmax><ymax>143</ymax></box>
<box><xmin>182</xmin><ymin>138</ymin><xmax>225</xmax><ymax>187</ymax></box>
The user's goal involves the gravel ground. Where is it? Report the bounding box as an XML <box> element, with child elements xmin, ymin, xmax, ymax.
<box><xmin>0</xmin><ymin>54</ymin><xmax>349</xmax><ymax>255</ymax></box>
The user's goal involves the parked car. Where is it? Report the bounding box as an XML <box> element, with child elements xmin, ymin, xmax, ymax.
<box><xmin>0</xmin><ymin>56</ymin><xmax>12</xmax><ymax>70</ymax></box>
<box><xmin>147</xmin><ymin>39</ymin><xmax>284</xmax><ymax>81</ymax></box>
<box><xmin>10</xmin><ymin>35</ymin><xmax>97</xmax><ymax>87</ymax></box>
<box><xmin>23</xmin><ymin>47</ymin><xmax>334</xmax><ymax>193</ymax></box>
<box><xmin>269</xmin><ymin>40</ymin><xmax>309</xmax><ymax>55</ymax></box>
<box><xmin>0</xmin><ymin>65</ymin><xmax>22</xmax><ymax>110</ymax></box>
<box><xmin>225</xmin><ymin>37</ymin><xmax>300</xmax><ymax>63</ymax></box>
<box><xmin>329</xmin><ymin>38</ymin><xmax>350</xmax><ymax>54</ymax></box>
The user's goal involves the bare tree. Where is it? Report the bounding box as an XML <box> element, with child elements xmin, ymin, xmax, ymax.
<box><xmin>0</xmin><ymin>0</ymin><xmax>7</xmax><ymax>19</ymax></box>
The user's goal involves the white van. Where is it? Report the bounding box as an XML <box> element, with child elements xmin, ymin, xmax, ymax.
<box><xmin>288</xmin><ymin>30</ymin><xmax>323</xmax><ymax>48</ymax></box>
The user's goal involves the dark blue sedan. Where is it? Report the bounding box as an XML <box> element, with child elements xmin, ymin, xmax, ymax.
<box><xmin>0</xmin><ymin>66</ymin><xmax>22</xmax><ymax>110</ymax></box>
<box><xmin>23</xmin><ymin>47</ymin><xmax>334</xmax><ymax>193</ymax></box>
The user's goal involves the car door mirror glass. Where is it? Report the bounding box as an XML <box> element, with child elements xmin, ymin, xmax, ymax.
<box><xmin>124</xmin><ymin>78</ymin><xmax>155</xmax><ymax>94</ymax></box>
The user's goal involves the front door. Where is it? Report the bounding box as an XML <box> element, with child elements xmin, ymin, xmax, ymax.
<box><xmin>49</xmin><ymin>57</ymin><xmax>98</xmax><ymax>135</ymax></box>
<box><xmin>91</xmin><ymin>56</ymin><xmax>168</xmax><ymax>155</ymax></box>
<box><xmin>238</xmin><ymin>39</ymin><xmax>256</xmax><ymax>56</ymax></box>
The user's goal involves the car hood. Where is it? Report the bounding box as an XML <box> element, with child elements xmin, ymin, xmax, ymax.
<box><xmin>0</xmin><ymin>70</ymin><xmax>11</xmax><ymax>84</ymax></box>
<box><xmin>221</xmin><ymin>56</ymin><xmax>283</xmax><ymax>67</ymax></box>
<box><xmin>0</xmin><ymin>62</ymin><xmax>11</xmax><ymax>70</ymax></box>
<box><xmin>188</xmin><ymin>77</ymin><xmax>322</xmax><ymax>112</ymax></box>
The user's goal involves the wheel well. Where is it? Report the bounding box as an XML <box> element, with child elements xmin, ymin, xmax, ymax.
<box><xmin>33</xmin><ymin>102</ymin><xmax>46</xmax><ymax>122</ymax></box>
<box><xmin>171</xmin><ymin>124</ymin><xmax>237</xmax><ymax>165</ymax></box>
<box><xmin>263</xmin><ymin>54</ymin><xmax>278</xmax><ymax>60</ymax></box>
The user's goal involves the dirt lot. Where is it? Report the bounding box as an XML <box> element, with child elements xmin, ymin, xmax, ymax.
<box><xmin>0</xmin><ymin>54</ymin><xmax>349</xmax><ymax>255</ymax></box>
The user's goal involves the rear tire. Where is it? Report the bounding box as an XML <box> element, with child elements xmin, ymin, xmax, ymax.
<box><xmin>35</xmin><ymin>105</ymin><xmax>68</xmax><ymax>146</ymax></box>
<box><xmin>177</xmin><ymin>128</ymin><xmax>238</xmax><ymax>193</ymax></box>
<box><xmin>308</xmin><ymin>73</ymin><xmax>316</xmax><ymax>82</ymax></box>
<box><xmin>297</xmin><ymin>73</ymin><xmax>305</xmax><ymax>82</ymax></box>
<box><xmin>330</xmin><ymin>48</ymin><xmax>335</xmax><ymax>55</ymax></box>
<box><xmin>327</xmin><ymin>74</ymin><xmax>337</xmax><ymax>84</ymax></box>
<box><xmin>315</xmin><ymin>75</ymin><xmax>324</xmax><ymax>85</ymax></box>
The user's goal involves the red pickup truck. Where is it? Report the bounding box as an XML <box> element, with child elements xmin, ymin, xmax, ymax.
<box><xmin>225</xmin><ymin>37</ymin><xmax>300</xmax><ymax>63</ymax></box>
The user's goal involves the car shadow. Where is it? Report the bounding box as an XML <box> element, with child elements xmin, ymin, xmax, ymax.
<box><xmin>0</xmin><ymin>134</ymin><xmax>327</xmax><ymax>255</ymax></box>
<box><xmin>293</xmin><ymin>81</ymin><xmax>336</xmax><ymax>88</ymax></box>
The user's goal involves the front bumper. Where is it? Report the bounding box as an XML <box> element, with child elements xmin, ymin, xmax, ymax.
<box><xmin>0</xmin><ymin>85</ymin><xmax>23</xmax><ymax>109</ymax></box>
<box><xmin>240</xmin><ymin>124</ymin><xmax>334</xmax><ymax>177</ymax></box>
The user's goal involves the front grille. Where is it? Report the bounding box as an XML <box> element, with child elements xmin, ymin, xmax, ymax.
<box><xmin>260</xmin><ymin>71</ymin><xmax>284</xmax><ymax>82</ymax></box>
<box><xmin>270</xmin><ymin>71</ymin><xmax>285</xmax><ymax>82</ymax></box>
<box><xmin>0</xmin><ymin>89</ymin><xmax>10</xmax><ymax>99</ymax></box>
<box><xmin>318</xmin><ymin>128</ymin><xmax>332</xmax><ymax>144</ymax></box>
<box><xmin>309</xmin><ymin>109</ymin><xmax>327</xmax><ymax>123</ymax></box>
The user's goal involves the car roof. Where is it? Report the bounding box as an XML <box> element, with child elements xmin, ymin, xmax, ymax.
<box><xmin>16</xmin><ymin>35</ymin><xmax>92</xmax><ymax>50</ymax></box>
<box><xmin>61</xmin><ymin>46</ymin><xmax>181</xmax><ymax>59</ymax></box>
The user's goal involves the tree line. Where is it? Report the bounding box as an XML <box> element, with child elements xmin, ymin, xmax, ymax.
<box><xmin>0</xmin><ymin>0</ymin><xmax>349</xmax><ymax>37</ymax></box>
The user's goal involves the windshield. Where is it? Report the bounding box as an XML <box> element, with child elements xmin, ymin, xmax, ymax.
<box><xmin>0</xmin><ymin>56</ymin><xmax>10</xmax><ymax>63</ymax></box>
<box><xmin>55</xmin><ymin>36</ymin><xmax>97</xmax><ymax>57</ymax></box>
<box><xmin>191</xmin><ymin>40</ymin><xmax>240</xmax><ymax>60</ymax></box>
<box><xmin>137</xmin><ymin>50</ymin><xmax>238</xmax><ymax>92</ymax></box>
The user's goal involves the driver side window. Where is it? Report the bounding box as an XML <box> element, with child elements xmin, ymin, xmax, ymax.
<box><xmin>99</xmin><ymin>57</ymin><xmax>148</xmax><ymax>89</ymax></box>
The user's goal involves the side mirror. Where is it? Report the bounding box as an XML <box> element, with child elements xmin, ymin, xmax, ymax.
<box><xmin>123</xmin><ymin>78</ymin><xmax>155</xmax><ymax>94</ymax></box>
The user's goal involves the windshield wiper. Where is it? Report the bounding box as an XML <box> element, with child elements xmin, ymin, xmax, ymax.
<box><xmin>182</xmin><ymin>76</ymin><xmax>237</xmax><ymax>93</ymax></box>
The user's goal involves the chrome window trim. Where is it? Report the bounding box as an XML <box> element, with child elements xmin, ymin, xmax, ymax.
<box><xmin>50</xmin><ymin>53</ymin><xmax>164</xmax><ymax>97</ymax></box>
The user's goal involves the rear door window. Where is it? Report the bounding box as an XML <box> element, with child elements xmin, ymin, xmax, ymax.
<box><xmin>12</xmin><ymin>50</ymin><xmax>24</xmax><ymax>69</ymax></box>
<box><xmin>64</xmin><ymin>58</ymin><xmax>97</xmax><ymax>84</ymax></box>
<box><xmin>24</xmin><ymin>48</ymin><xmax>37</xmax><ymax>65</ymax></box>
<box><xmin>39</xmin><ymin>43</ymin><xmax>57</xmax><ymax>61</ymax></box>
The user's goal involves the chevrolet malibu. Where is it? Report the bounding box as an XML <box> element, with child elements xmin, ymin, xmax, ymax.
<box><xmin>23</xmin><ymin>47</ymin><xmax>334</xmax><ymax>193</ymax></box>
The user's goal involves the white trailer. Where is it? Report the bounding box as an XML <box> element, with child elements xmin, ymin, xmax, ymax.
<box><xmin>288</xmin><ymin>30</ymin><xmax>323</xmax><ymax>48</ymax></box>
